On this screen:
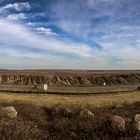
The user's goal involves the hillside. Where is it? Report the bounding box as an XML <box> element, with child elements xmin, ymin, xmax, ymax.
<box><xmin>0</xmin><ymin>70</ymin><xmax>140</xmax><ymax>87</ymax></box>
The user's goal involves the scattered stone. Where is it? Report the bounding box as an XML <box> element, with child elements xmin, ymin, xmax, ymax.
<box><xmin>0</xmin><ymin>107</ymin><xmax>18</xmax><ymax>119</ymax></box>
<box><xmin>54</xmin><ymin>107</ymin><xmax>73</xmax><ymax>117</ymax></box>
<box><xmin>135</xmin><ymin>114</ymin><xmax>140</xmax><ymax>122</ymax></box>
<box><xmin>102</xmin><ymin>115</ymin><xmax>125</xmax><ymax>135</ymax></box>
<box><xmin>79</xmin><ymin>109</ymin><xmax>94</xmax><ymax>118</ymax></box>
<box><xmin>115</xmin><ymin>104</ymin><xmax>124</xmax><ymax>108</ymax></box>
<box><xmin>131</xmin><ymin>114</ymin><xmax>140</xmax><ymax>133</ymax></box>
<box><xmin>132</xmin><ymin>121</ymin><xmax>140</xmax><ymax>132</ymax></box>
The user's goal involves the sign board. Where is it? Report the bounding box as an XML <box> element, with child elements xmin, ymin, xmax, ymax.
<box><xmin>44</xmin><ymin>84</ymin><xmax>48</xmax><ymax>91</ymax></box>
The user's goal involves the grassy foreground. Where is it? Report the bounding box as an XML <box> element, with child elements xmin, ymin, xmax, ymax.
<box><xmin>0</xmin><ymin>92</ymin><xmax>139</xmax><ymax>139</ymax></box>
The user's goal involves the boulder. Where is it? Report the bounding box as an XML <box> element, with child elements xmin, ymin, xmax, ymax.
<box><xmin>135</xmin><ymin>114</ymin><xmax>140</xmax><ymax>122</ymax></box>
<box><xmin>131</xmin><ymin>114</ymin><xmax>140</xmax><ymax>133</ymax></box>
<box><xmin>0</xmin><ymin>107</ymin><xmax>18</xmax><ymax>119</ymax></box>
<box><xmin>102</xmin><ymin>115</ymin><xmax>125</xmax><ymax>135</ymax></box>
<box><xmin>54</xmin><ymin>107</ymin><xmax>73</xmax><ymax>117</ymax></box>
<box><xmin>79</xmin><ymin>109</ymin><xmax>94</xmax><ymax>118</ymax></box>
<box><xmin>115</xmin><ymin>104</ymin><xmax>124</xmax><ymax>109</ymax></box>
<box><xmin>132</xmin><ymin>121</ymin><xmax>140</xmax><ymax>132</ymax></box>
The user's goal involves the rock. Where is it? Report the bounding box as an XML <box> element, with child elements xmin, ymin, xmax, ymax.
<box><xmin>115</xmin><ymin>104</ymin><xmax>124</xmax><ymax>108</ymax></box>
<box><xmin>54</xmin><ymin>107</ymin><xmax>73</xmax><ymax>117</ymax></box>
<box><xmin>132</xmin><ymin>121</ymin><xmax>140</xmax><ymax>132</ymax></box>
<box><xmin>0</xmin><ymin>107</ymin><xmax>18</xmax><ymax>119</ymax></box>
<box><xmin>135</xmin><ymin>114</ymin><xmax>140</xmax><ymax>121</ymax></box>
<box><xmin>79</xmin><ymin>109</ymin><xmax>94</xmax><ymax>118</ymax></box>
<box><xmin>102</xmin><ymin>115</ymin><xmax>125</xmax><ymax>135</ymax></box>
<box><xmin>132</xmin><ymin>114</ymin><xmax>140</xmax><ymax>132</ymax></box>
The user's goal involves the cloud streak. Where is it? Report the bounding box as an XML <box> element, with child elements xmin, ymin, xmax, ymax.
<box><xmin>0</xmin><ymin>19</ymin><xmax>92</xmax><ymax>57</ymax></box>
<box><xmin>0</xmin><ymin>2</ymin><xmax>31</xmax><ymax>12</ymax></box>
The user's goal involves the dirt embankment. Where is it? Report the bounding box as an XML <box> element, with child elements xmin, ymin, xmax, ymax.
<box><xmin>0</xmin><ymin>72</ymin><xmax>140</xmax><ymax>87</ymax></box>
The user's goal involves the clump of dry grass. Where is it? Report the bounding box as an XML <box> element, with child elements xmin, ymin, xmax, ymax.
<box><xmin>45</xmin><ymin>101</ymin><xmax>140</xmax><ymax>140</ymax></box>
<box><xmin>0</xmin><ymin>101</ymin><xmax>48</xmax><ymax>140</ymax></box>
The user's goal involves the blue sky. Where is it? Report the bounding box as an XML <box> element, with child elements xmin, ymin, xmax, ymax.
<box><xmin>0</xmin><ymin>0</ymin><xmax>140</xmax><ymax>69</ymax></box>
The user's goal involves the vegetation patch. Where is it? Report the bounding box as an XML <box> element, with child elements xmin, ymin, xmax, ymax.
<box><xmin>0</xmin><ymin>98</ymin><xmax>139</xmax><ymax>139</ymax></box>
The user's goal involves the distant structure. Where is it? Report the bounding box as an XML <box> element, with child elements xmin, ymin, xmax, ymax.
<box><xmin>103</xmin><ymin>82</ymin><xmax>106</xmax><ymax>86</ymax></box>
<box><xmin>44</xmin><ymin>84</ymin><xmax>48</xmax><ymax>91</ymax></box>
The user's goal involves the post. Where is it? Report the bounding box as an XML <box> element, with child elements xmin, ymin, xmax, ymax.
<box><xmin>44</xmin><ymin>84</ymin><xmax>48</xmax><ymax>93</ymax></box>
<box><xmin>103</xmin><ymin>82</ymin><xmax>106</xmax><ymax>86</ymax></box>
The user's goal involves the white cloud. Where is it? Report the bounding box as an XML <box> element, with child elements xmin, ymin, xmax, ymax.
<box><xmin>0</xmin><ymin>47</ymin><xmax>111</xmax><ymax>69</ymax></box>
<box><xmin>0</xmin><ymin>2</ymin><xmax>31</xmax><ymax>12</ymax></box>
<box><xmin>25</xmin><ymin>21</ymin><xmax>54</xmax><ymax>27</ymax></box>
<box><xmin>0</xmin><ymin>19</ymin><xmax>91</xmax><ymax>58</ymax></box>
<box><xmin>0</xmin><ymin>18</ymin><xmax>140</xmax><ymax>69</ymax></box>
<box><xmin>7</xmin><ymin>13</ymin><xmax>27</xmax><ymax>20</ymax></box>
<box><xmin>6</xmin><ymin>12</ymin><xmax>46</xmax><ymax>21</ymax></box>
<box><xmin>0</xmin><ymin>19</ymin><xmax>117</xmax><ymax>69</ymax></box>
<box><xmin>35</xmin><ymin>27</ymin><xmax>49</xmax><ymax>32</ymax></box>
<box><xmin>25</xmin><ymin>22</ymin><xmax>34</xmax><ymax>26</ymax></box>
<box><xmin>34</xmin><ymin>27</ymin><xmax>57</xmax><ymax>37</ymax></box>
<box><xmin>0</xmin><ymin>0</ymin><xmax>140</xmax><ymax>69</ymax></box>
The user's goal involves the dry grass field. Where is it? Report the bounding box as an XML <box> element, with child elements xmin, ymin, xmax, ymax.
<box><xmin>0</xmin><ymin>70</ymin><xmax>139</xmax><ymax>139</ymax></box>
<box><xmin>0</xmin><ymin>91</ymin><xmax>140</xmax><ymax>107</ymax></box>
<box><xmin>0</xmin><ymin>91</ymin><xmax>139</xmax><ymax>139</ymax></box>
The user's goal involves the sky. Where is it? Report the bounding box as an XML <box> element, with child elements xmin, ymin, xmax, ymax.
<box><xmin>0</xmin><ymin>0</ymin><xmax>140</xmax><ymax>69</ymax></box>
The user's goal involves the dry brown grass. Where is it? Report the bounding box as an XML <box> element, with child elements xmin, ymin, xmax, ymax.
<box><xmin>0</xmin><ymin>69</ymin><xmax>139</xmax><ymax>76</ymax></box>
<box><xmin>0</xmin><ymin>91</ymin><xmax>140</xmax><ymax>108</ymax></box>
<box><xmin>0</xmin><ymin>92</ymin><xmax>139</xmax><ymax>139</ymax></box>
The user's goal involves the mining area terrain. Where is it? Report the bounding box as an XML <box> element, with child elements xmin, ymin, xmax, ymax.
<box><xmin>0</xmin><ymin>70</ymin><xmax>140</xmax><ymax>94</ymax></box>
<box><xmin>0</xmin><ymin>70</ymin><xmax>139</xmax><ymax>140</ymax></box>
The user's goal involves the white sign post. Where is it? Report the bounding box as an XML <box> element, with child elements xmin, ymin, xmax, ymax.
<box><xmin>103</xmin><ymin>82</ymin><xmax>106</xmax><ymax>86</ymax></box>
<box><xmin>44</xmin><ymin>84</ymin><xmax>48</xmax><ymax>91</ymax></box>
